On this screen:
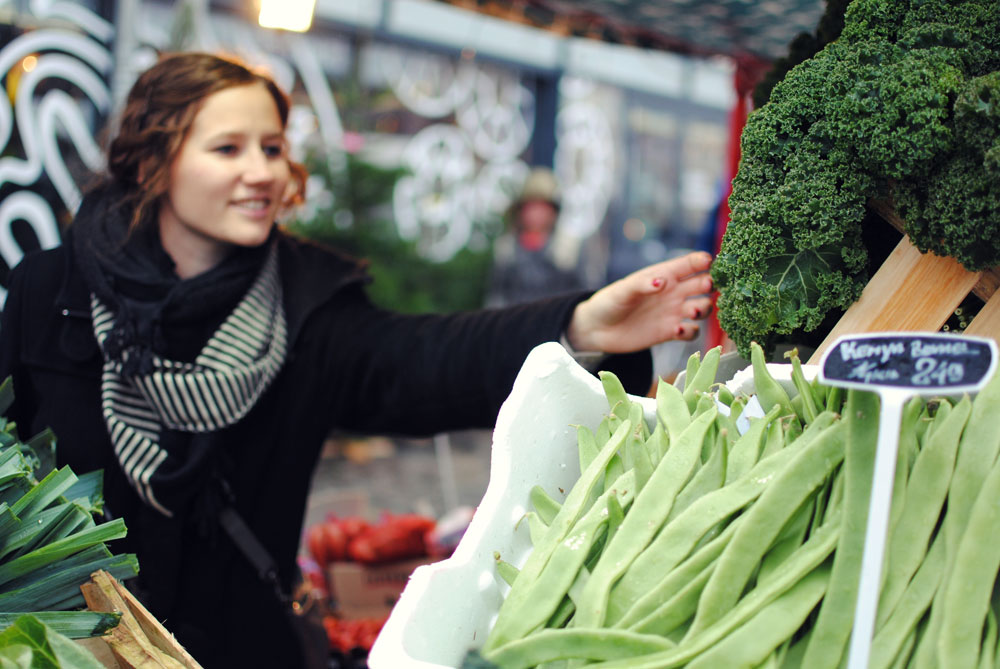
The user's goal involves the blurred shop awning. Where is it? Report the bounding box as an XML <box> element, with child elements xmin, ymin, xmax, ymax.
<box><xmin>430</xmin><ymin>0</ymin><xmax>827</xmax><ymax>63</ymax></box>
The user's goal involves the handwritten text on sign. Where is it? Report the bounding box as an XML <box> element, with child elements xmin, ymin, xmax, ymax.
<box><xmin>821</xmin><ymin>334</ymin><xmax>994</xmax><ymax>391</ymax></box>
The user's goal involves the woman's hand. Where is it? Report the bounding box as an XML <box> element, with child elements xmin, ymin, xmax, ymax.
<box><xmin>566</xmin><ymin>251</ymin><xmax>714</xmax><ymax>354</ymax></box>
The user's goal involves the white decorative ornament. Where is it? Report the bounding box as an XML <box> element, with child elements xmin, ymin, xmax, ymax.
<box><xmin>29</xmin><ymin>0</ymin><xmax>115</xmax><ymax>41</ymax></box>
<box><xmin>0</xmin><ymin>54</ymin><xmax>111</xmax><ymax>214</ymax></box>
<box><xmin>40</xmin><ymin>89</ymin><xmax>106</xmax><ymax>213</ymax></box>
<box><xmin>393</xmin><ymin>124</ymin><xmax>477</xmax><ymax>261</ymax></box>
<box><xmin>455</xmin><ymin>68</ymin><xmax>534</xmax><ymax>161</ymax></box>
<box><xmin>382</xmin><ymin>49</ymin><xmax>477</xmax><ymax>119</ymax></box>
<box><xmin>554</xmin><ymin>101</ymin><xmax>615</xmax><ymax>238</ymax></box>
<box><xmin>0</xmin><ymin>191</ymin><xmax>61</xmax><ymax>308</ymax></box>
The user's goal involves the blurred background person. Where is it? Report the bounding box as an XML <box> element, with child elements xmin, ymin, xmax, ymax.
<box><xmin>487</xmin><ymin>167</ymin><xmax>586</xmax><ymax>307</ymax></box>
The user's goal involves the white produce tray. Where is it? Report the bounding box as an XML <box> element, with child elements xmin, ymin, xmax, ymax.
<box><xmin>368</xmin><ymin>342</ymin><xmax>655</xmax><ymax>668</ymax></box>
<box><xmin>368</xmin><ymin>343</ymin><xmax>812</xmax><ymax>668</ymax></box>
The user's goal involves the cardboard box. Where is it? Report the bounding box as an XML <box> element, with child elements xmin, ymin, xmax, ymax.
<box><xmin>328</xmin><ymin>557</ymin><xmax>436</xmax><ymax>619</ymax></box>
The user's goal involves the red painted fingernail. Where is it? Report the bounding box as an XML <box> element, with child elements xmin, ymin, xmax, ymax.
<box><xmin>694</xmin><ymin>308</ymin><xmax>703</xmax><ymax>318</ymax></box>
<box><xmin>652</xmin><ymin>278</ymin><xmax>663</xmax><ymax>288</ymax></box>
<box><xmin>676</xmin><ymin>326</ymin><xmax>684</xmax><ymax>336</ymax></box>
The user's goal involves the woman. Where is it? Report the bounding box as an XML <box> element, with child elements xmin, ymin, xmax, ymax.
<box><xmin>0</xmin><ymin>52</ymin><xmax>713</xmax><ymax>668</ymax></box>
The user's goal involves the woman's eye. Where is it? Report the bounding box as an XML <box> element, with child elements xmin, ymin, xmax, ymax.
<box><xmin>213</xmin><ymin>144</ymin><xmax>238</xmax><ymax>155</ymax></box>
<box><xmin>263</xmin><ymin>144</ymin><xmax>284</xmax><ymax>158</ymax></box>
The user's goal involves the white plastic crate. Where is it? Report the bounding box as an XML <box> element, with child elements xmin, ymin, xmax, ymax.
<box><xmin>368</xmin><ymin>342</ymin><xmax>809</xmax><ymax>668</ymax></box>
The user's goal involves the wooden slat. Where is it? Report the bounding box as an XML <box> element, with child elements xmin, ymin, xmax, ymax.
<box><xmin>808</xmin><ymin>235</ymin><xmax>982</xmax><ymax>364</ymax></box>
<box><xmin>869</xmin><ymin>198</ymin><xmax>1000</xmax><ymax>302</ymax></box>
<box><xmin>962</xmin><ymin>289</ymin><xmax>1000</xmax><ymax>347</ymax></box>
<box><xmin>82</xmin><ymin>571</ymin><xmax>202</xmax><ymax>669</ymax></box>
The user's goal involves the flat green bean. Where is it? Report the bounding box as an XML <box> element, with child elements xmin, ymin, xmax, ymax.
<box><xmin>946</xmin><ymin>372</ymin><xmax>1000</xmax><ymax>542</ymax></box>
<box><xmin>687</xmin><ymin>419</ymin><xmax>845</xmax><ymax>638</ymax></box>
<box><xmin>646</xmin><ymin>422</ymin><xmax>669</xmax><ymax>466</ymax></box>
<box><xmin>484</xmin><ymin>420</ymin><xmax>633</xmax><ymax>652</ymax></box>
<box><xmin>750</xmin><ymin>341</ymin><xmax>796</xmax><ymax>421</ymax></box>
<box><xmin>600</xmin><ymin>371</ymin><xmax>631</xmax><ymax>419</ymax></box>
<box><xmin>760</xmin><ymin>415</ymin><xmax>789</xmax><ymax>459</ymax></box>
<box><xmin>571</xmin><ymin>408</ymin><xmax>717</xmax><ymax>629</ymax></box>
<box><xmin>715</xmin><ymin>383</ymin><xmax>735</xmax><ymax>407</ymax></box>
<box><xmin>825</xmin><ymin>385</ymin><xmax>844</xmax><ymax>414</ymax></box>
<box><xmin>666</xmin><ymin>425</ymin><xmax>729</xmax><ymax>523</ymax></box>
<box><xmin>789</xmin><ymin>352</ymin><xmax>819</xmax><ymax>423</ymax></box>
<box><xmin>921</xmin><ymin>371</ymin><xmax>1000</xmax><ymax>656</ymax></box>
<box><xmin>757</xmin><ymin>494</ymin><xmax>815</xmax><ymax>585</ymax></box>
<box><xmin>810</xmin><ymin>373</ymin><xmax>829</xmax><ymax>411</ymax></box>
<box><xmin>885</xmin><ymin>397</ymin><xmax>924</xmax><ymax>563</ymax></box>
<box><xmin>576</xmin><ymin>425</ymin><xmax>600</xmax><ymax>478</ymax></box>
<box><xmin>587</xmin><ymin>557</ymin><xmax>835</xmax><ymax>669</ymax></box>
<box><xmin>628</xmin><ymin>400</ymin><xmax>651</xmax><ymax>441</ymax></box>
<box><xmin>801</xmin><ymin>389</ymin><xmax>880</xmax><ymax>669</ymax></box>
<box><xmin>822</xmin><ymin>466</ymin><xmax>845</xmax><ymax>527</ymax></box>
<box><xmin>725</xmin><ymin>405</ymin><xmax>781</xmax><ymax>486</ymax></box>
<box><xmin>714</xmin><ymin>409</ymin><xmax>739</xmax><ymax>452</ymax></box>
<box><xmin>494</xmin><ymin>552</ymin><xmax>520</xmax><ymax>587</ymax></box>
<box><xmin>608</xmin><ymin>428</ymin><xmax>815</xmax><ymax>621</ymax></box>
<box><xmin>879</xmin><ymin>395</ymin><xmax>971</xmax><ymax>631</ymax></box>
<box><xmin>936</xmin><ymin>430</ymin><xmax>1000</xmax><ymax>669</ymax></box>
<box><xmin>683</xmin><ymin>346</ymin><xmax>722</xmax><ymax>411</ymax></box>
<box><xmin>521</xmin><ymin>510</ymin><xmax>548</xmax><ymax>547</ymax></box>
<box><xmin>882</xmin><ymin>382</ymin><xmax>998</xmax><ymax>665</ymax></box>
<box><xmin>629</xmin><ymin>420</ymin><xmax>655</xmax><ymax>492</ymax></box>
<box><xmin>489</xmin><ymin>470</ymin><xmax>638</xmax><ymax>647</ymax></box>
<box><xmin>605</xmin><ymin>490</ymin><xmax>625</xmax><ymax>552</ymax></box>
<box><xmin>888</xmin><ymin>627</ymin><xmax>917</xmax><ymax>669</ymax></box>
<box><xmin>684</xmin><ymin>564</ymin><xmax>830</xmax><ymax>669</ymax></box>
<box><xmin>869</xmin><ymin>531</ymin><xmax>945</xmax><ymax>669</ymax></box>
<box><xmin>682</xmin><ymin>351</ymin><xmax>701</xmax><ymax>392</ymax></box>
<box><xmin>615</xmin><ymin>520</ymin><xmax>738</xmax><ymax>631</ymax></box>
<box><xmin>629</xmin><ymin>559</ymin><xmax>715</xmax><ymax>638</ymax></box>
<box><xmin>487</xmin><ymin>627</ymin><xmax>675</xmax><ymax>669</ymax></box>
<box><xmin>656</xmin><ymin>379</ymin><xmax>690</xmax><ymax>446</ymax></box>
<box><xmin>531</xmin><ymin>485</ymin><xmax>562</xmax><ymax>526</ymax></box>
<box><xmin>604</xmin><ymin>453</ymin><xmax>626</xmax><ymax>497</ymax></box>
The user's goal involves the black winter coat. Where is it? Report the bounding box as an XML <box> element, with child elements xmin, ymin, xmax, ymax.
<box><xmin>0</xmin><ymin>230</ymin><xmax>651</xmax><ymax>668</ymax></box>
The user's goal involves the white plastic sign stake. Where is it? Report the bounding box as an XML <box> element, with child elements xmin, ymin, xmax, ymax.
<box><xmin>818</xmin><ymin>332</ymin><xmax>997</xmax><ymax>669</ymax></box>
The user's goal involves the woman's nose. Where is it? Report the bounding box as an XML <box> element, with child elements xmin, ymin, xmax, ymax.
<box><xmin>242</xmin><ymin>148</ymin><xmax>276</xmax><ymax>183</ymax></box>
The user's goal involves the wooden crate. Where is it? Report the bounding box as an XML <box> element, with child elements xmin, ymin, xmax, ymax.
<box><xmin>79</xmin><ymin>570</ymin><xmax>202</xmax><ymax>669</ymax></box>
<box><xmin>807</xmin><ymin>201</ymin><xmax>1000</xmax><ymax>364</ymax></box>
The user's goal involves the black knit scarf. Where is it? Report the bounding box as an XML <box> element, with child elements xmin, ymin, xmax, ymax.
<box><xmin>72</xmin><ymin>184</ymin><xmax>287</xmax><ymax>517</ymax></box>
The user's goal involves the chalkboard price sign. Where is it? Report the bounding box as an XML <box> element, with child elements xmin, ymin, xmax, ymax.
<box><xmin>819</xmin><ymin>332</ymin><xmax>997</xmax><ymax>394</ymax></box>
<box><xmin>818</xmin><ymin>331</ymin><xmax>997</xmax><ymax>669</ymax></box>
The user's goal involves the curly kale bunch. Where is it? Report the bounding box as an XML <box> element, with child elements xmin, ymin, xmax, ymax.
<box><xmin>713</xmin><ymin>0</ymin><xmax>1000</xmax><ymax>356</ymax></box>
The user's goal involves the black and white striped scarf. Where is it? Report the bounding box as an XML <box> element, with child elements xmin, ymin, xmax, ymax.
<box><xmin>90</xmin><ymin>242</ymin><xmax>287</xmax><ymax>516</ymax></box>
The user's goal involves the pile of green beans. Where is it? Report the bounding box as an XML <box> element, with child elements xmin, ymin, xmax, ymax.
<box><xmin>474</xmin><ymin>342</ymin><xmax>1000</xmax><ymax>668</ymax></box>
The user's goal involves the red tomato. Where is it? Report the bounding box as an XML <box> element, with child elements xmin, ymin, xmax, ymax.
<box><xmin>346</xmin><ymin>513</ymin><xmax>436</xmax><ymax>564</ymax></box>
<box><xmin>306</xmin><ymin>524</ymin><xmax>330</xmax><ymax>566</ymax></box>
<box><xmin>336</xmin><ymin>515</ymin><xmax>370</xmax><ymax>541</ymax></box>
<box><xmin>322</xmin><ymin>521</ymin><xmax>349</xmax><ymax>562</ymax></box>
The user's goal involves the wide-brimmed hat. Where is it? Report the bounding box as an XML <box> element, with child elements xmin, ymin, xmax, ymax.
<box><xmin>513</xmin><ymin>167</ymin><xmax>561</xmax><ymax>211</ymax></box>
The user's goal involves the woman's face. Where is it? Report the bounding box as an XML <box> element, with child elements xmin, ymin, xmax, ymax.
<box><xmin>158</xmin><ymin>82</ymin><xmax>291</xmax><ymax>277</ymax></box>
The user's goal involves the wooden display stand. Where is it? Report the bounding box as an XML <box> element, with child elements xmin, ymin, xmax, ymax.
<box><xmin>78</xmin><ymin>570</ymin><xmax>202</xmax><ymax>669</ymax></box>
<box><xmin>807</xmin><ymin>201</ymin><xmax>1000</xmax><ymax>364</ymax></box>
